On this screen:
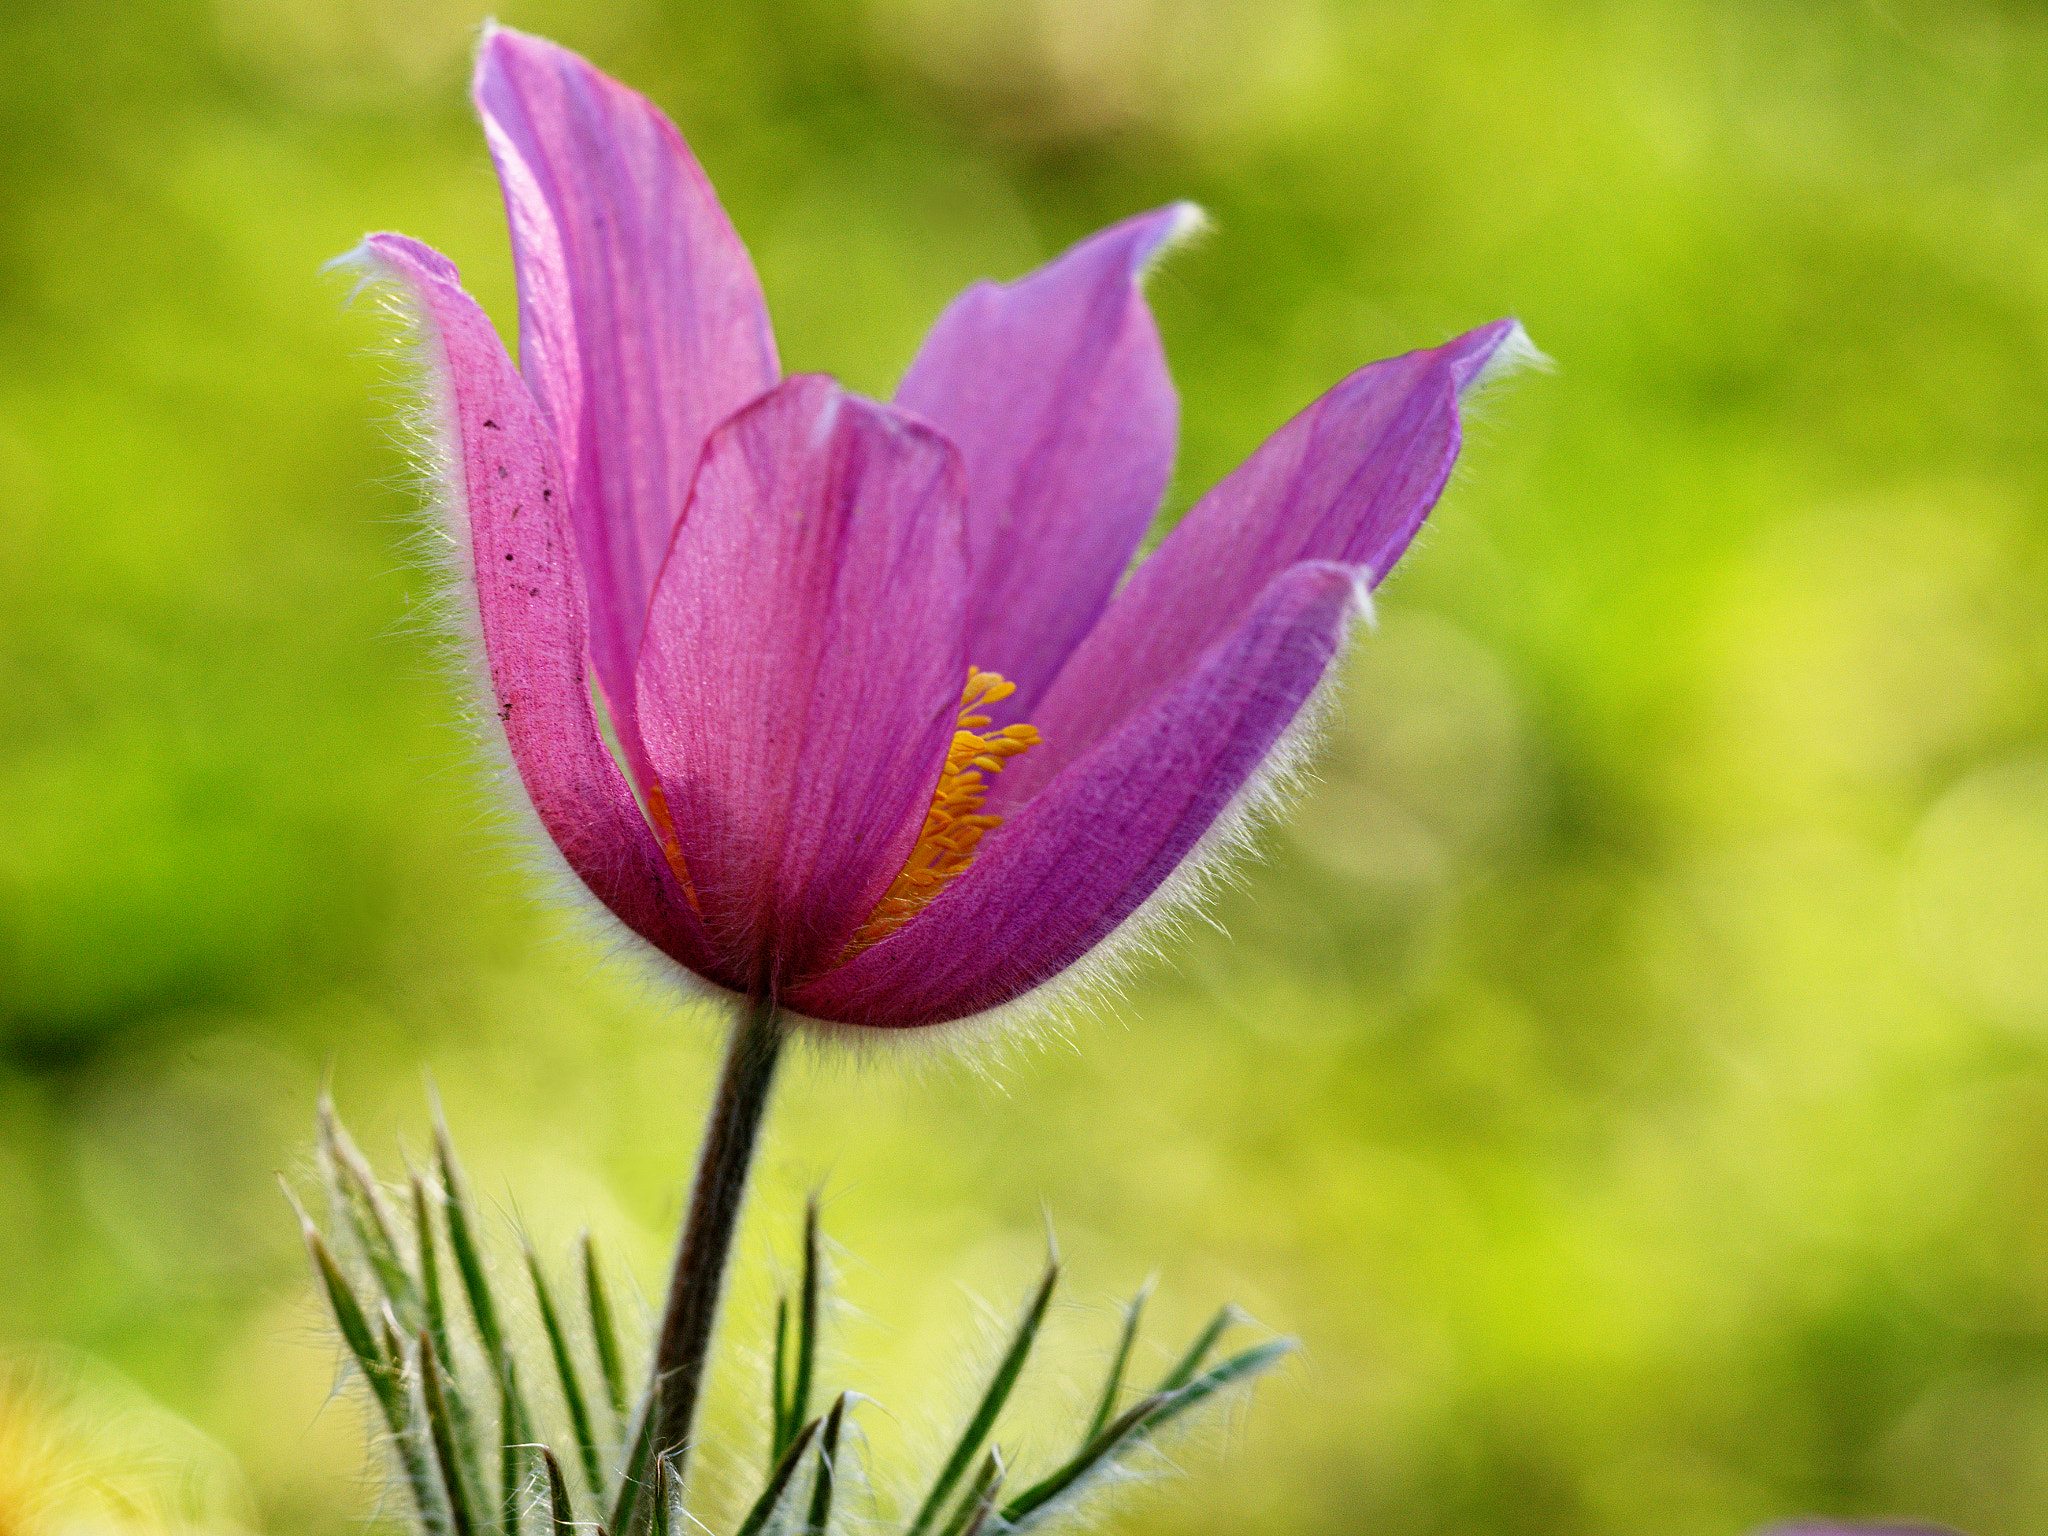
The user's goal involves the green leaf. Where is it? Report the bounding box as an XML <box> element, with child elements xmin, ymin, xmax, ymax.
<box><xmin>1133</xmin><ymin>1337</ymin><xmax>1294</xmax><ymax>1440</ymax></box>
<box><xmin>374</xmin><ymin>1312</ymin><xmax>451</xmax><ymax>1536</ymax></box>
<box><xmin>526</xmin><ymin>1240</ymin><xmax>605</xmax><ymax>1507</ymax></box>
<box><xmin>319</xmin><ymin>1096</ymin><xmax>419</xmax><ymax>1325</ymax></box>
<box><xmin>310</xmin><ymin>1230</ymin><xmax>396</xmax><ymax>1416</ymax></box>
<box><xmin>1153</xmin><ymin>1305</ymin><xmax>1235</xmax><ymax>1394</ymax></box>
<box><xmin>288</xmin><ymin>1184</ymin><xmax>401</xmax><ymax>1428</ymax></box>
<box><xmin>582</xmin><ymin>1232</ymin><xmax>631</xmax><ymax>1430</ymax></box>
<box><xmin>802</xmin><ymin>1392</ymin><xmax>848</xmax><ymax>1535</ymax></box>
<box><xmin>792</xmin><ymin>1199</ymin><xmax>820</xmax><ymax>1451</ymax></box>
<box><xmin>434</xmin><ymin>1112</ymin><xmax>504</xmax><ymax>1358</ymax></box>
<box><xmin>413</xmin><ymin>1175</ymin><xmax>456</xmax><ymax>1383</ymax></box>
<box><xmin>733</xmin><ymin>1416</ymin><xmax>819</xmax><ymax>1536</ymax></box>
<box><xmin>1079</xmin><ymin>1278</ymin><xmax>1151</xmax><ymax>1448</ymax></box>
<box><xmin>299</xmin><ymin>1213</ymin><xmax>443</xmax><ymax>1536</ymax></box>
<box><xmin>659</xmin><ymin>1456</ymin><xmax>686</xmax><ymax>1536</ymax></box>
<box><xmin>770</xmin><ymin>1294</ymin><xmax>791</xmax><ymax>1461</ymax></box>
<box><xmin>419</xmin><ymin>1328</ymin><xmax>478</xmax><ymax>1536</ymax></box>
<box><xmin>647</xmin><ymin>1456</ymin><xmax>671</xmax><ymax>1536</ymax></box>
<box><xmin>608</xmin><ymin>1395</ymin><xmax>660</xmax><ymax>1536</ymax></box>
<box><xmin>932</xmin><ymin>1450</ymin><xmax>1001</xmax><ymax>1536</ymax></box>
<box><xmin>903</xmin><ymin>1259</ymin><xmax>1058</xmax><ymax>1536</ymax></box>
<box><xmin>771</xmin><ymin>1200</ymin><xmax>823</xmax><ymax>1468</ymax></box>
<box><xmin>999</xmin><ymin>1337</ymin><xmax>1295</xmax><ymax>1531</ymax></box>
<box><xmin>498</xmin><ymin>1367</ymin><xmax>530</xmax><ymax>1523</ymax></box>
<box><xmin>538</xmin><ymin>1448</ymin><xmax>578</xmax><ymax>1536</ymax></box>
<box><xmin>433</xmin><ymin>1103</ymin><xmax>535</xmax><ymax>1520</ymax></box>
<box><xmin>412</xmin><ymin>1172</ymin><xmax>482</xmax><ymax>1500</ymax></box>
<box><xmin>998</xmin><ymin>1392</ymin><xmax>1161</xmax><ymax>1530</ymax></box>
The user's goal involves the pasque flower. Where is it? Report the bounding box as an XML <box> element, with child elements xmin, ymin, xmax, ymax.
<box><xmin>353</xmin><ymin>26</ymin><xmax>1530</xmax><ymax>1029</ymax></box>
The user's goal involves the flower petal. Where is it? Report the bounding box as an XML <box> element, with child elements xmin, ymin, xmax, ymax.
<box><xmin>788</xmin><ymin>560</ymin><xmax>1360</xmax><ymax>1028</ymax></box>
<box><xmin>474</xmin><ymin>26</ymin><xmax>780</xmax><ymax>781</ymax></box>
<box><xmin>894</xmin><ymin>204</ymin><xmax>1198</xmax><ymax>721</ymax></box>
<box><xmin>1003</xmin><ymin>317</ymin><xmax>1529</xmax><ymax>806</ymax></box>
<box><xmin>636</xmin><ymin>376</ymin><xmax>969</xmax><ymax>989</ymax></box>
<box><xmin>353</xmin><ymin>232</ymin><xmax>718</xmax><ymax>975</ymax></box>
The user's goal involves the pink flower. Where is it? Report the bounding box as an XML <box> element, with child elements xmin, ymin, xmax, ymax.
<box><xmin>351</xmin><ymin>26</ymin><xmax>1530</xmax><ymax>1029</ymax></box>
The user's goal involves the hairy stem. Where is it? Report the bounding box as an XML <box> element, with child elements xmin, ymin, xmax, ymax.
<box><xmin>647</xmin><ymin>993</ymin><xmax>787</xmax><ymax>1493</ymax></box>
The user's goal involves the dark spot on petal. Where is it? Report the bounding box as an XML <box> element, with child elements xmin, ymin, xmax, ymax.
<box><xmin>542</xmin><ymin>488</ymin><xmax>553</xmax><ymax>501</ymax></box>
<box><xmin>504</xmin><ymin>552</ymin><xmax>514</xmax><ymax>561</ymax></box>
<box><xmin>483</xmin><ymin>418</ymin><xmax>501</xmax><ymax>430</ymax></box>
<box><xmin>529</xmin><ymin>586</ymin><xmax>539</xmax><ymax>597</ymax></box>
<box><xmin>497</xmin><ymin>463</ymin><xmax>509</xmax><ymax>479</ymax></box>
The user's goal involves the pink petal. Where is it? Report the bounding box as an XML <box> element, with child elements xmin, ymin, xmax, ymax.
<box><xmin>475</xmin><ymin>26</ymin><xmax>780</xmax><ymax>784</ymax></box>
<box><xmin>354</xmin><ymin>233</ymin><xmax>717</xmax><ymax>976</ymax></box>
<box><xmin>1002</xmin><ymin>317</ymin><xmax>1525</xmax><ymax>807</ymax></box>
<box><xmin>894</xmin><ymin>205</ymin><xmax>1197</xmax><ymax>722</ymax></box>
<box><xmin>635</xmin><ymin>376</ymin><xmax>970</xmax><ymax>990</ymax></box>
<box><xmin>787</xmin><ymin>561</ymin><xmax>1361</xmax><ymax>1027</ymax></box>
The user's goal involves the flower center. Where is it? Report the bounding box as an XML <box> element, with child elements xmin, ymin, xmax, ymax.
<box><xmin>842</xmin><ymin>667</ymin><xmax>1041</xmax><ymax>959</ymax></box>
<box><xmin>641</xmin><ymin>669</ymin><xmax>1039</xmax><ymax>961</ymax></box>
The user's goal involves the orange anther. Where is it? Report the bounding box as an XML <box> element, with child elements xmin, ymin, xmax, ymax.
<box><xmin>841</xmin><ymin>667</ymin><xmax>1042</xmax><ymax>959</ymax></box>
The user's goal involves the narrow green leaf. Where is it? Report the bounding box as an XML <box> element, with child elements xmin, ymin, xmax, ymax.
<box><xmin>792</xmin><ymin>1199</ymin><xmax>820</xmax><ymax>1449</ymax></box>
<box><xmin>432</xmin><ymin>1105</ymin><xmax>535</xmax><ymax>1521</ymax></box>
<box><xmin>320</xmin><ymin>1096</ymin><xmax>420</xmax><ymax>1324</ymax></box>
<box><xmin>647</xmin><ymin>1456</ymin><xmax>671</xmax><ymax>1536</ymax></box>
<box><xmin>412</xmin><ymin>1172</ymin><xmax>483</xmax><ymax>1499</ymax></box>
<box><xmin>733</xmin><ymin>1417</ymin><xmax>819</xmax><ymax>1536</ymax></box>
<box><xmin>903</xmin><ymin>1260</ymin><xmax>1058</xmax><ymax>1536</ymax></box>
<box><xmin>660</xmin><ymin>1455</ymin><xmax>687</xmax><ymax>1536</ymax></box>
<box><xmin>770</xmin><ymin>1202</ymin><xmax>823</xmax><ymax>1467</ymax></box>
<box><xmin>1079</xmin><ymin>1279</ymin><xmax>1152</xmax><ymax>1448</ymax></box>
<box><xmin>954</xmin><ymin>1488</ymin><xmax>1000</xmax><ymax>1536</ymax></box>
<box><xmin>310</xmin><ymin>1231</ymin><xmax>395</xmax><ymax>1415</ymax></box>
<box><xmin>413</xmin><ymin>1176</ymin><xmax>456</xmax><ymax>1380</ymax></box>
<box><xmin>499</xmin><ymin>1368</ymin><xmax>529</xmax><ymax>1528</ymax></box>
<box><xmin>998</xmin><ymin>1392</ymin><xmax>1162</xmax><ymax>1529</ymax></box>
<box><xmin>527</xmin><ymin>1240</ymin><xmax>605</xmax><ymax>1506</ymax></box>
<box><xmin>608</xmin><ymin>1395</ymin><xmax>660</xmax><ymax>1536</ymax></box>
<box><xmin>769</xmin><ymin>1294</ymin><xmax>791</xmax><ymax>1460</ymax></box>
<box><xmin>802</xmin><ymin>1392</ymin><xmax>847</xmax><ymax>1535</ymax></box>
<box><xmin>1153</xmin><ymin>1305</ymin><xmax>1235</xmax><ymax>1394</ymax></box>
<box><xmin>539</xmin><ymin>1448</ymin><xmax>578</xmax><ymax>1536</ymax></box>
<box><xmin>1132</xmin><ymin>1338</ymin><xmax>1294</xmax><ymax>1440</ymax></box>
<box><xmin>419</xmin><ymin>1328</ymin><xmax>478</xmax><ymax>1536</ymax></box>
<box><xmin>293</xmin><ymin>1197</ymin><xmax>403</xmax><ymax>1428</ymax></box>
<box><xmin>373</xmin><ymin>1311</ymin><xmax>450</xmax><ymax>1536</ymax></box>
<box><xmin>434</xmin><ymin>1115</ymin><xmax>504</xmax><ymax>1357</ymax></box>
<box><xmin>582</xmin><ymin>1232</ymin><xmax>630</xmax><ymax>1429</ymax></box>
<box><xmin>932</xmin><ymin>1450</ymin><xmax>1001</xmax><ymax>1536</ymax></box>
<box><xmin>1000</xmin><ymin>1336</ymin><xmax>1295</xmax><ymax>1530</ymax></box>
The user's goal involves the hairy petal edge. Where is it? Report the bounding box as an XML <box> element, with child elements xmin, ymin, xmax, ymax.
<box><xmin>353</xmin><ymin>231</ymin><xmax>718</xmax><ymax>976</ymax></box>
<box><xmin>788</xmin><ymin>560</ymin><xmax>1360</xmax><ymax>1027</ymax></box>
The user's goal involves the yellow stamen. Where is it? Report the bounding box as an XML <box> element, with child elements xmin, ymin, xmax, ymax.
<box><xmin>644</xmin><ymin>778</ymin><xmax>704</xmax><ymax>915</ymax></box>
<box><xmin>843</xmin><ymin>666</ymin><xmax>1041</xmax><ymax>958</ymax></box>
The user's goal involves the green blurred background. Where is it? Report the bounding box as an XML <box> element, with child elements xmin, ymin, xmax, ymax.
<box><xmin>5</xmin><ymin>0</ymin><xmax>2048</xmax><ymax>1532</ymax></box>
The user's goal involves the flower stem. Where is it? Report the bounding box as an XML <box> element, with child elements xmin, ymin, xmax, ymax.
<box><xmin>648</xmin><ymin>992</ymin><xmax>787</xmax><ymax>1491</ymax></box>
